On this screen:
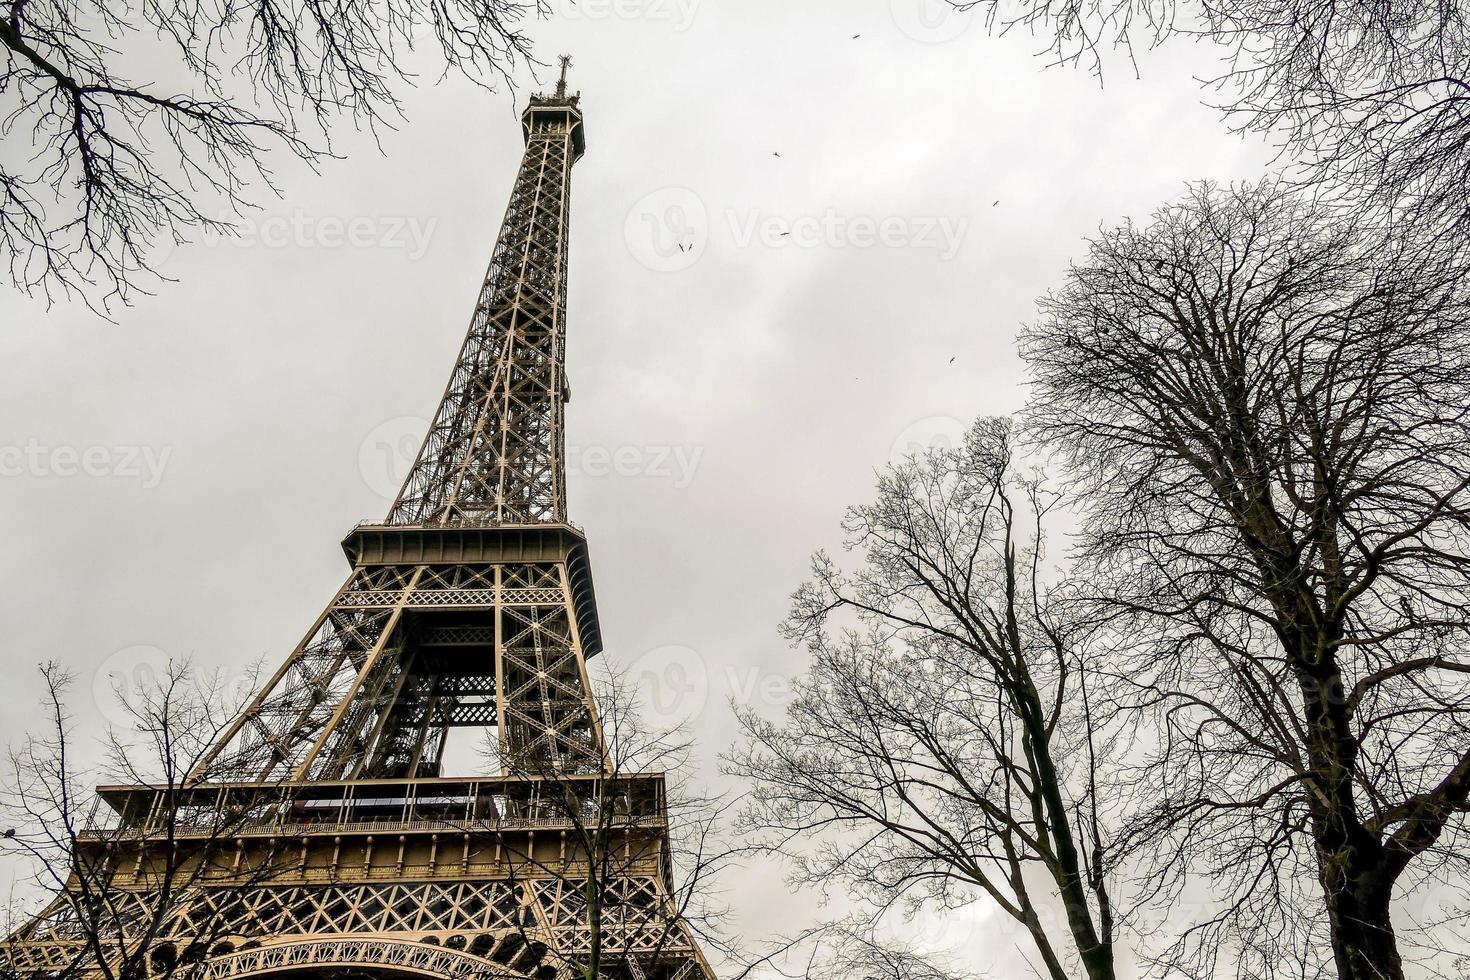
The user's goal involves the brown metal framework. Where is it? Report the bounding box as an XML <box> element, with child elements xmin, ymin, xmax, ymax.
<box><xmin>3</xmin><ymin>64</ymin><xmax>714</xmax><ymax>980</ymax></box>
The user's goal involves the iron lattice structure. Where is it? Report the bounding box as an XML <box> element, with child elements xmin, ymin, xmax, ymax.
<box><xmin>3</xmin><ymin>66</ymin><xmax>715</xmax><ymax>980</ymax></box>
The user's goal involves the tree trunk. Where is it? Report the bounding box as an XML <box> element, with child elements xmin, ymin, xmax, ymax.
<box><xmin>1318</xmin><ymin>842</ymin><xmax>1402</xmax><ymax>980</ymax></box>
<box><xmin>1296</xmin><ymin>648</ymin><xmax>1403</xmax><ymax>980</ymax></box>
<box><xmin>1016</xmin><ymin>683</ymin><xmax>1115</xmax><ymax>980</ymax></box>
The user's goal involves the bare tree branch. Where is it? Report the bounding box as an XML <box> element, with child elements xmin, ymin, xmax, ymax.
<box><xmin>730</xmin><ymin>419</ymin><xmax>1121</xmax><ymax>980</ymax></box>
<box><xmin>0</xmin><ymin>659</ymin><xmax>295</xmax><ymax>980</ymax></box>
<box><xmin>0</xmin><ymin>0</ymin><xmax>540</xmax><ymax>308</ymax></box>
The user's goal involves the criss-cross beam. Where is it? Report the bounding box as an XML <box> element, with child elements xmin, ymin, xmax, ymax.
<box><xmin>5</xmin><ymin>64</ymin><xmax>717</xmax><ymax>980</ymax></box>
<box><xmin>386</xmin><ymin>85</ymin><xmax>586</xmax><ymax>528</ymax></box>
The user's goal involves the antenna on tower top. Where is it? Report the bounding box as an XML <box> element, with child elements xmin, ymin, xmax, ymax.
<box><xmin>555</xmin><ymin>55</ymin><xmax>572</xmax><ymax>98</ymax></box>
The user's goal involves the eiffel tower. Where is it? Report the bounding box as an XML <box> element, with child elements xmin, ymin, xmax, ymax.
<box><xmin>3</xmin><ymin>61</ymin><xmax>715</xmax><ymax>980</ymax></box>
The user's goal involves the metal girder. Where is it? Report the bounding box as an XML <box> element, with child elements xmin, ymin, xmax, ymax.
<box><xmin>4</xmin><ymin>64</ymin><xmax>715</xmax><ymax>980</ymax></box>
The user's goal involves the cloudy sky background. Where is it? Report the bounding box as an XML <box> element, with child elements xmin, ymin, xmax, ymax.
<box><xmin>0</xmin><ymin>1</ymin><xmax>1277</xmax><ymax>973</ymax></box>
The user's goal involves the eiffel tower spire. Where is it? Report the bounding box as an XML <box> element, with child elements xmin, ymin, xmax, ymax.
<box><xmin>555</xmin><ymin>55</ymin><xmax>571</xmax><ymax>99</ymax></box>
<box><xmin>3</xmin><ymin>71</ymin><xmax>717</xmax><ymax>980</ymax></box>
<box><xmin>386</xmin><ymin>61</ymin><xmax>584</xmax><ymax>529</ymax></box>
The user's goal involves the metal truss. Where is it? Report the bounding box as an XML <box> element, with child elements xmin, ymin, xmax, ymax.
<box><xmin>5</xmin><ymin>774</ymin><xmax>712</xmax><ymax>980</ymax></box>
<box><xmin>3</xmin><ymin>62</ymin><xmax>716</xmax><ymax>980</ymax></box>
<box><xmin>385</xmin><ymin>83</ymin><xmax>583</xmax><ymax>528</ymax></box>
<box><xmin>196</xmin><ymin>550</ymin><xmax>606</xmax><ymax>781</ymax></box>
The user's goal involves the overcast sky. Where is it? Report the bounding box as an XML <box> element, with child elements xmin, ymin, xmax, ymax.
<box><xmin>0</xmin><ymin>1</ymin><xmax>1277</xmax><ymax>973</ymax></box>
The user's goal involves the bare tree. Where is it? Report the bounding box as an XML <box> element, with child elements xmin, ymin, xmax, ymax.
<box><xmin>0</xmin><ymin>658</ymin><xmax>290</xmax><ymax>980</ymax></box>
<box><xmin>470</xmin><ymin>673</ymin><xmax>735</xmax><ymax>980</ymax></box>
<box><xmin>1197</xmin><ymin>0</ymin><xmax>1470</xmax><ymax>251</ymax></box>
<box><xmin>0</xmin><ymin>0</ymin><xmax>538</xmax><ymax>307</ymax></box>
<box><xmin>729</xmin><ymin>418</ymin><xmax>1118</xmax><ymax>980</ymax></box>
<box><xmin>1020</xmin><ymin>180</ymin><xmax>1470</xmax><ymax>979</ymax></box>
<box><xmin>960</xmin><ymin>0</ymin><xmax>1470</xmax><ymax>248</ymax></box>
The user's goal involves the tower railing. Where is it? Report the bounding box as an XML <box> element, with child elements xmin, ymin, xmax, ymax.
<box><xmin>86</xmin><ymin>773</ymin><xmax>670</xmax><ymax>836</ymax></box>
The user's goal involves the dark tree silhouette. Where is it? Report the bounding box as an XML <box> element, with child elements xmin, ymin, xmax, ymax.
<box><xmin>0</xmin><ymin>659</ymin><xmax>290</xmax><ymax>980</ymax></box>
<box><xmin>730</xmin><ymin>419</ymin><xmax>1118</xmax><ymax>980</ymax></box>
<box><xmin>965</xmin><ymin>0</ymin><xmax>1470</xmax><ymax>248</ymax></box>
<box><xmin>1021</xmin><ymin>181</ymin><xmax>1470</xmax><ymax>980</ymax></box>
<box><xmin>0</xmin><ymin>0</ymin><xmax>538</xmax><ymax>307</ymax></box>
<box><xmin>1199</xmin><ymin>0</ymin><xmax>1470</xmax><ymax>251</ymax></box>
